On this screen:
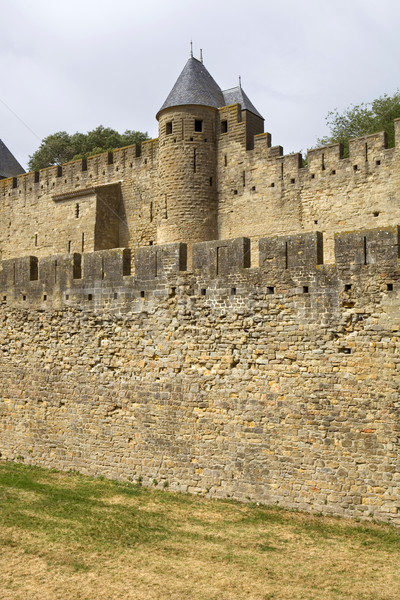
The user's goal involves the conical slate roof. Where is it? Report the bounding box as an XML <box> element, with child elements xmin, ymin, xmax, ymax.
<box><xmin>157</xmin><ymin>56</ymin><xmax>264</xmax><ymax>121</ymax></box>
<box><xmin>157</xmin><ymin>57</ymin><xmax>225</xmax><ymax>117</ymax></box>
<box><xmin>0</xmin><ymin>139</ymin><xmax>25</xmax><ymax>178</ymax></box>
<box><xmin>223</xmin><ymin>86</ymin><xmax>263</xmax><ymax>119</ymax></box>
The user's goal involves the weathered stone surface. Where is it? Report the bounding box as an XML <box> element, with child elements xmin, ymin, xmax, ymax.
<box><xmin>1</xmin><ymin>57</ymin><xmax>400</xmax><ymax>524</ymax></box>
<box><xmin>0</xmin><ymin>231</ymin><xmax>399</xmax><ymax>525</ymax></box>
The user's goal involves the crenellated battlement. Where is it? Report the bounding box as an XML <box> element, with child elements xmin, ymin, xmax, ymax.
<box><xmin>0</xmin><ymin>227</ymin><xmax>398</xmax><ymax>313</ymax></box>
<box><xmin>3</xmin><ymin>116</ymin><xmax>399</xmax><ymax>204</ymax></box>
<box><xmin>0</xmin><ymin>138</ymin><xmax>159</xmax><ymax>199</ymax></box>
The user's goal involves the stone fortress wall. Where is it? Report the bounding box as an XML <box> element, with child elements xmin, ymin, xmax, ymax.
<box><xmin>1</xmin><ymin>110</ymin><xmax>400</xmax><ymax>266</ymax></box>
<box><xmin>1</xmin><ymin>55</ymin><xmax>400</xmax><ymax>523</ymax></box>
<box><xmin>0</xmin><ymin>227</ymin><xmax>399</xmax><ymax>524</ymax></box>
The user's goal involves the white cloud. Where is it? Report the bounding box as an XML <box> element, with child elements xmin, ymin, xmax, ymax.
<box><xmin>1</xmin><ymin>0</ymin><xmax>400</xmax><ymax>168</ymax></box>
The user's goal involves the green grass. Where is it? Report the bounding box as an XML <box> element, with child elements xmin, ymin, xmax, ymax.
<box><xmin>0</xmin><ymin>461</ymin><xmax>399</xmax><ymax>600</ymax></box>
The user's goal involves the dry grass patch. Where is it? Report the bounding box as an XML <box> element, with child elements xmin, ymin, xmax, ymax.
<box><xmin>0</xmin><ymin>461</ymin><xmax>399</xmax><ymax>599</ymax></box>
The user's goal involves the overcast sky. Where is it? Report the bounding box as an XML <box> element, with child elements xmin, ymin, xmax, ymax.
<box><xmin>1</xmin><ymin>0</ymin><xmax>400</xmax><ymax>170</ymax></box>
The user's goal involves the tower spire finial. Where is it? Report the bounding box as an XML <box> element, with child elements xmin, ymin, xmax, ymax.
<box><xmin>200</xmin><ymin>49</ymin><xmax>203</xmax><ymax>63</ymax></box>
<box><xmin>239</xmin><ymin>75</ymin><xmax>242</xmax><ymax>88</ymax></box>
<box><xmin>190</xmin><ymin>41</ymin><xmax>193</xmax><ymax>58</ymax></box>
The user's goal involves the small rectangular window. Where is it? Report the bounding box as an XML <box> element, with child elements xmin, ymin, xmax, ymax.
<box><xmin>194</xmin><ymin>119</ymin><xmax>203</xmax><ymax>132</ymax></box>
<box><xmin>221</xmin><ymin>120</ymin><xmax>228</xmax><ymax>133</ymax></box>
<box><xmin>166</xmin><ymin>122</ymin><xmax>172</xmax><ymax>135</ymax></box>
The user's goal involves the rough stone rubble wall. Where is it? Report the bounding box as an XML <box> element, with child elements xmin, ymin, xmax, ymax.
<box><xmin>0</xmin><ymin>228</ymin><xmax>399</xmax><ymax>524</ymax></box>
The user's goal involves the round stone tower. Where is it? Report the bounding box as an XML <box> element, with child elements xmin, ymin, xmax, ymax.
<box><xmin>156</xmin><ymin>56</ymin><xmax>223</xmax><ymax>247</ymax></box>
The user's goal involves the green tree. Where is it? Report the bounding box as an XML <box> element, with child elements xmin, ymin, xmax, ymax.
<box><xmin>28</xmin><ymin>126</ymin><xmax>149</xmax><ymax>171</ymax></box>
<box><xmin>317</xmin><ymin>91</ymin><xmax>400</xmax><ymax>156</ymax></box>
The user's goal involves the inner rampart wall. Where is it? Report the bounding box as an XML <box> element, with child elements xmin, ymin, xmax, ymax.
<box><xmin>217</xmin><ymin>115</ymin><xmax>400</xmax><ymax>263</ymax></box>
<box><xmin>2</xmin><ymin>115</ymin><xmax>400</xmax><ymax>269</ymax></box>
<box><xmin>0</xmin><ymin>227</ymin><xmax>399</xmax><ymax>524</ymax></box>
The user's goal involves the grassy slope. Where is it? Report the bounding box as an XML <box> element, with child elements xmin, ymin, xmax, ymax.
<box><xmin>0</xmin><ymin>461</ymin><xmax>399</xmax><ymax>600</ymax></box>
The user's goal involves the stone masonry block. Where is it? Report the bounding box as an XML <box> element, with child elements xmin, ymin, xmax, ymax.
<box><xmin>89</xmin><ymin>248</ymin><xmax>131</xmax><ymax>282</ymax></box>
<box><xmin>259</xmin><ymin>232</ymin><xmax>323</xmax><ymax>272</ymax></box>
<box><xmin>39</xmin><ymin>254</ymin><xmax>79</xmax><ymax>288</ymax></box>
<box><xmin>334</xmin><ymin>226</ymin><xmax>400</xmax><ymax>265</ymax></box>
<box><xmin>192</xmin><ymin>237</ymin><xmax>250</xmax><ymax>278</ymax></box>
<box><xmin>135</xmin><ymin>243</ymin><xmax>187</xmax><ymax>280</ymax></box>
<box><xmin>0</xmin><ymin>256</ymin><xmax>38</xmax><ymax>287</ymax></box>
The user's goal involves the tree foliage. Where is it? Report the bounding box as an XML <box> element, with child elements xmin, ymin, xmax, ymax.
<box><xmin>317</xmin><ymin>91</ymin><xmax>400</xmax><ymax>156</ymax></box>
<box><xmin>28</xmin><ymin>126</ymin><xmax>149</xmax><ymax>171</ymax></box>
